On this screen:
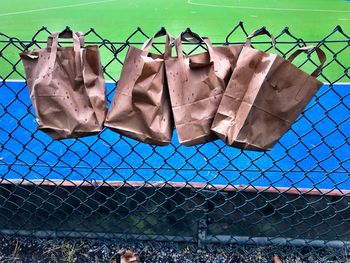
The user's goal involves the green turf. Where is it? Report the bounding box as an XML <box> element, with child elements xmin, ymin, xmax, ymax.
<box><xmin>0</xmin><ymin>0</ymin><xmax>349</xmax><ymax>82</ymax></box>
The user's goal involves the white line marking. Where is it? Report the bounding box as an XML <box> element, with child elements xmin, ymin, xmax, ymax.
<box><xmin>0</xmin><ymin>79</ymin><xmax>25</xmax><ymax>82</ymax></box>
<box><xmin>187</xmin><ymin>0</ymin><xmax>350</xmax><ymax>13</ymax></box>
<box><xmin>0</xmin><ymin>0</ymin><xmax>117</xmax><ymax>17</ymax></box>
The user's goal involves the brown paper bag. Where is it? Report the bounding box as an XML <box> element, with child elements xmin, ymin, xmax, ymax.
<box><xmin>105</xmin><ymin>28</ymin><xmax>173</xmax><ymax>146</ymax></box>
<box><xmin>165</xmin><ymin>29</ymin><xmax>242</xmax><ymax>146</ymax></box>
<box><xmin>212</xmin><ymin>28</ymin><xmax>326</xmax><ymax>151</ymax></box>
<box><xmin>20</xmin><ymin>29</ymin><xmax>106</xmax><ymax>139</ymax></box>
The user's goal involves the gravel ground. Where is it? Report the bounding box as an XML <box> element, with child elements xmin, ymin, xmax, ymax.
<box><xmin>0</xmin><ymin>236</ymin><xmax>348</xmax><ymax>263</ymax></box>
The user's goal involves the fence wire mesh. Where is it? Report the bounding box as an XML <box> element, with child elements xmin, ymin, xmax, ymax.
<box><xmin>0</xmin><ymin>22</ymin><xmax>350</xmax><ymax>258</ymax></box>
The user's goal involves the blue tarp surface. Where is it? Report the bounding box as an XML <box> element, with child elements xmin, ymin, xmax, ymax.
<box><xmin>0</xmin><ymin>81</ymin><xmax>349</xmax><ymax>189</ymax></box>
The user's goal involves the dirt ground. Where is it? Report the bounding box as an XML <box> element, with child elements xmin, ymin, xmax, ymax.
<box><xmin>0</xmin><ymin>235</ymin><xmax>348</xmax><ymax>263</ymax></box>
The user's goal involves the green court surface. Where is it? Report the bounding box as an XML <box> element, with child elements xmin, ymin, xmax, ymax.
<box><xmin>0</xmin><ymin>0</ymin><xmax>349</xmax><ymax>82</ymax></box>
<box><xmin>1</xmin><ymin>0</ymin><xmax>350</xmax><ymax>40</ymax></box>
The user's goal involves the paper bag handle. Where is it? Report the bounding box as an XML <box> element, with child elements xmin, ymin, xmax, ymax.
<box><xmin>175</xmin><ymin>29</ymin><xmax>217</xmax><ymax>70</ymax></box>
<box><xmin>287</xmin><ymin>46</ymin><xmax>326</xmax><ymax>77</ymax></box>
<box><xmin>188</xmin><ymin>60</ymin><xmax>213</xmax><ymax>69</ymax></box>
<box><xmin>47</xmin><ymin>29</ymin><xmax>84</xmax><ymax>50</ymax></box>
<box><xmin>245</xmin><ymin>27</ymin><xmax>276</xmax><ymax>47</ymax></box>
<box><xmin>47</xmin><ymin>31</ymin><xmax>83</xmax><ymax>76</ymax></box>
<box><xmin>141</xmin><ymin>27</ymin><xmax>172</xmax><ymax>58</ymax></box>
<box><xmin>177</xmin><ymin>28</ymin><xmax>215</xmax><ymax>60</ymax></box>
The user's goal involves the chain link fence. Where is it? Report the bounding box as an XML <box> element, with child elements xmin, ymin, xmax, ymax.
<box><xmin>0</xmin><ymin>22</ymin><xmax>350</xmax><ymax>257</ymax></box>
